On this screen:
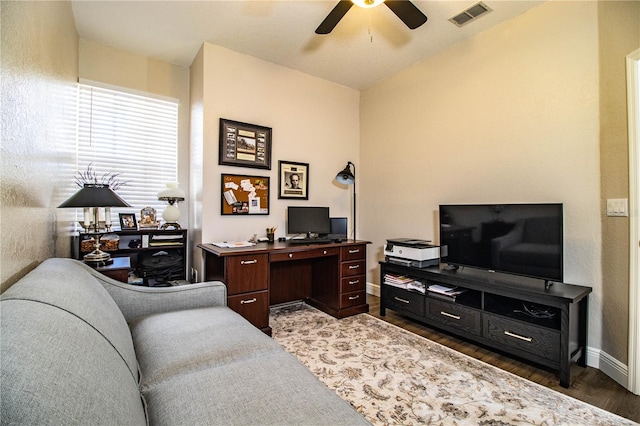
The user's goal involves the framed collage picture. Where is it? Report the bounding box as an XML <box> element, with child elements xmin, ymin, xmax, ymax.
<box><xmin>219</xmin><ymin>118</ymin><xmax>272</xmax><ymax>170</ymax></box>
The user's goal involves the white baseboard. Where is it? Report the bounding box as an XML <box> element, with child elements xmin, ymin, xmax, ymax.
<box><xmin>586</xmin><ymin>347</ymin><xmax>629</xmax><ymax>389</ymax></box>
<box><xmin>367</xmin><ymin>282</ymin><xmax>380</xmax><ymax>297</ymax></box>
<box><xmin>366</xmin><ymin>283</ymin><xmax>630</xmax><ymax>390</ymax></box>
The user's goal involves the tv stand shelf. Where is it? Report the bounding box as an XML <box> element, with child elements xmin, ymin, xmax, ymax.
<box><xmin>380</xmin><ymin>261</ymin><xmax>591</xmax><ymax>388</ymax></box>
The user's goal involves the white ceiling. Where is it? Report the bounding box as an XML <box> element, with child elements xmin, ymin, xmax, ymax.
<box><xmin>71</xmin><ymin>0</ymin><xmax>546</xmax><ymax>90</ymax></box>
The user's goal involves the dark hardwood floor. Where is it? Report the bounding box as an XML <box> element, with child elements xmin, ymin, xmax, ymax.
<box><xmin>366</xmin><ymin>293</ymin><xmax>640</xmax><ymax>423</ymax></box>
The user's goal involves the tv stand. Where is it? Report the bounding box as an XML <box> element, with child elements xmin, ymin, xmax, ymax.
<box><xmin>380</xmin><ymin>261</ymin><xmax>591</xmax><ymax>387</ymax></box>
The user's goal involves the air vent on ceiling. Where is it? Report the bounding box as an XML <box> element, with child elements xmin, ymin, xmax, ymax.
<box><xmin>449</xmin><ymin>2</ymin><xmax>492</xmax><ymax>27</ymax></box>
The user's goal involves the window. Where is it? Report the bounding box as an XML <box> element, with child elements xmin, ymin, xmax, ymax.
<box><xmin>75</xmin><ymin>82</ymin><xmax>179</xmax><ymax>219</ymax></box>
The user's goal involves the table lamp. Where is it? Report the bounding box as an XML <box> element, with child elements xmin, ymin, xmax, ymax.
<box><xmin>336</xmin><ymin>162</ymin><xmax>356</xmax><ymax>240</ymax></box>
<box><xmin>59</xmin><ymin>183</ymin><xmax>131</xmax><ymax>265</ymax></box>
<box><xmin>158</xmin><ymin>182</ymin><xmax>185</xmax><ymax>230</ymax></box>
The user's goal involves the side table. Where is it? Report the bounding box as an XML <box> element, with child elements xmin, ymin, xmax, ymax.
<box><xmin>94</xmin><ymin>257</ymin><xmax>131</xmax><ymax>283</ymax></box>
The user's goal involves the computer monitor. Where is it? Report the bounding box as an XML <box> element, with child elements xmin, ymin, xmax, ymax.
<box><xmin>287</xmin><ymin>206</ymin><xmax>331</xmax><ymax>237</ymax></box>
<box><xmin>329</xmin><ymin>217</ymin><xmax>348</xmax><ymax>238</ymax></box>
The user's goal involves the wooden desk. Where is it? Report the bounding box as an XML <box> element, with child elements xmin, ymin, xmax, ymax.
<box><xmin>198</xmin><ymin>240</ymin><xmax>370</xmax><ymax>335</ymax></box>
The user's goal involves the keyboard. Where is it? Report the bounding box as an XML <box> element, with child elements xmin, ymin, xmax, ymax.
<box><xmin>289</xmin><ymin>238</ymin><xmax>332</xmax><ymax>244</ymax></box>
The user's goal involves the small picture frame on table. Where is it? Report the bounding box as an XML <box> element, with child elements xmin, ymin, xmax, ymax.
<box><xmin>139</xmin><ymin>207</ymin><xmax>159</xmax><ymax>228</ymax></box>
<box><xmin>278</xmin><ymin>160</ymin><xmax>309</xmax><ymax>200</ymax></box>
<box><xmin>119</xmin><ymin>213</ymin><xmax>137</xmax><ymax>230</ymax></box>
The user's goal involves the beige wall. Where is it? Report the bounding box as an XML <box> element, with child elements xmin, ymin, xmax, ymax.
<box><xmin>360</xmin><ymin>2</ymin><xmax>604</xmax><ymax>347</ymax></box>
<box><xmin>1</xmin><ymin>1</ymin><xmax>78</xmax><ymax>292</ymax></box>
<box><xmin>192</xmin><ymin>43</ymin><xmax>360</xmax><ymax>250</ymax></box>
<box><xmin>598</xmin><ymin>0</ymin><xmax>640</xmax><ymax>365</ymax></box>
<box><xmin>78</xmin><ymin>40</ymin><xmax>191</xmax><ymax>235</ymax></box>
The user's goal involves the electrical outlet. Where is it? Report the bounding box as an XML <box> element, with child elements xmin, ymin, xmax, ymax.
<box><xmin>190</xmin><ymin>267</ymin><xmax>198</xmax><ymax>283</ymax></box>
<box><xmin>606</xmin><ymin>198</ymin><xmax>628</xmax><ymax>217</ymax></box>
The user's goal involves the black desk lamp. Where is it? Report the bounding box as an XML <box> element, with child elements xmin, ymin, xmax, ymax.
<box><xmin>59</xmin><ymin>183</ymin><xmax>131</xmax><ymax>265</ymax></box>
<box><xmin>336</xmin><ymin>162</ymin><xmax>356</xmax><ymax>240</ymax></box>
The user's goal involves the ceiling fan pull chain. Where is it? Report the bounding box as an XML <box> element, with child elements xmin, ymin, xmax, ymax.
<box><xmin>368</xmin><ymin>9</ymin><xmax>373</xmax><ymax>43</ymax></box>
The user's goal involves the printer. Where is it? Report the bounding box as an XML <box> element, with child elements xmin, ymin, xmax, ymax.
<box><xmin>384</xmin><ymin>238</ymin><xmax>447</xmax><ymax>268</ymax></box>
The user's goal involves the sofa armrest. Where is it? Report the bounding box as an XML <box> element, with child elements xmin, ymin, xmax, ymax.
<box><xmin>87</xmin><ymin>268</ymin><xmax>227</xmax><ymax>322</ymax></box>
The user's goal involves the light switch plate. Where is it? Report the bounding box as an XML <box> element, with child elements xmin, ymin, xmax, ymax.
<box><xmin>606</xmin><ymin>198</ymin><xmax>628</xmax><ymax>217</ymax></box>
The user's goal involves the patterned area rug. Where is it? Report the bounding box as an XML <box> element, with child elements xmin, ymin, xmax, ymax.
<box><xmin>270</xmin><ymin>303</ymin><xmax>637</xmax><ymax>426</ymax></box>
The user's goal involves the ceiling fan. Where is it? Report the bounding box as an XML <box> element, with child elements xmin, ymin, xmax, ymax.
<box><xmin>316</xmin><ymin>0</ymin><xmax>428</xmax><ymax>35</ymax></box>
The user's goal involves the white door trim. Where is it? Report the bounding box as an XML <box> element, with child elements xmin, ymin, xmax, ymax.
<box><xmin>626</xmin><ymin>47</ymin><xmax>640</xmax><ymax>395</ymax></box>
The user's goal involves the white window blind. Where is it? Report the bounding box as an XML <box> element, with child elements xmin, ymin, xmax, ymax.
<box><xmin>76</xmin><ymin>83</ymin><xmax>178</xmax><ymax>218</ymax></box>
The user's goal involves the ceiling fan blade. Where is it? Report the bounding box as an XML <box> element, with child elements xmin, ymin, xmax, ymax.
<box><xmin>315</xmin><ymin>1</ymin><xmax>354</xmax><ymax>34</ymax></box>
<box><xmin>384</xmin><ymin>0</ymin><xmax>427</xmax><ymax>30</ymax></box>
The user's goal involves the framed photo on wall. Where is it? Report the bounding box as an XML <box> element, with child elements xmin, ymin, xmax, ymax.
<box><xmin>278</xmin><ymin>160</ymin><xmax>309</xmax><ymax>200</ymax></box>
<box><xmin>221</xmin><ymin>173</ymin><xmax>270</xmax><ymax>215</ymax></box>
<box><xmin>219</xmin><ymin>118</ymin><xmax>272</xmax><ymax>170</ymax></box>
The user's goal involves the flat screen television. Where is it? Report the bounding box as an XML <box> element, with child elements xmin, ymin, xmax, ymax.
<box><xmin>439</xmin><ymin>203</ymin><xmax>563</xmax><ymax>282</ymax></box>
<box><xmin>287</xmin><ymin>206</ymin><xmax>331</xmax><ymax>237</ymax></box>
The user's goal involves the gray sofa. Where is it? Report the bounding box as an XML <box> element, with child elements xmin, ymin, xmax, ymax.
<box><xmin>1</xmin><ymin>258</ymin><xmax>369</xmax><ymax>425</ymax></box>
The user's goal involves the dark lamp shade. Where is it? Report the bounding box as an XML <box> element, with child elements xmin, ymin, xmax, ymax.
<box><xmin>58</xmin><ymin>184</ymin><xmax>131</xmax><ymax>208</ymax></box>
<box><xmin>336</xmin><ymin>163</ymin><xmax>355</xmax><ymax>185</ymax></box>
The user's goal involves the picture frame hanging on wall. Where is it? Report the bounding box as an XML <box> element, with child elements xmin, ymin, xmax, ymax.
<box><xmin>278</xmin><ymin>160</ymin><xmax>309</xmax><ymax>200</ymax></box>
<box><xmin>221</xmin><ymin>173</ymin><xmax>270</xmax><ymax>215</ymax></box>
<box><xmin>219</xmin><ymin>118</ymin><xmax>272</xmax><ymax>170</ymax></box>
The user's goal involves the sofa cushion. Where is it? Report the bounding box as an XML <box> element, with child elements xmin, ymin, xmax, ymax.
<box><xmin>131</xmin><ymin>306</ymin><xmax>284</xmax><ymax>388</ymax></box>
<box><xmin>0</xmin><ymin>258</ymin><xmax>139</xmax><ymax>382</ymax></box>
<box><xmin>142</xmin><ymin>350</ymin><xmax>369</xmax><ymax>426</ymax></box>
<box><xmin>0</xmin><ymin>300</ymin><xmax>147</xmax><ymax>425</ymax></box>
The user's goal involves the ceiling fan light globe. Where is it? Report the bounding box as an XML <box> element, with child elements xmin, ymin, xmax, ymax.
<box><xmin>352</xmin><ymin>0</ymin><xmax>384</xmax><ymax>9</ymax></box>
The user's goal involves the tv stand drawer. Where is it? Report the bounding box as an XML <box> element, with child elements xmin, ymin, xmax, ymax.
<box><xmin>484</xmin><ymin>314</ymin><xmax>560</xmax><ymax>362</ymax></box>
<box><xmin>425</xmin><ymin>299</ymin><xmax>481</xmax><ymax>335</ymax></box>
<box><xmin>384</xmin><ymin>286</ymin><xmax>425</xmax><ymax>316</ymax></box>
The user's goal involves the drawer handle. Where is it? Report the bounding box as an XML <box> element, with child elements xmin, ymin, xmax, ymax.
<box><xmin>348</xmin><ymin>295</ymin><xmax>360</xmax><ymax>300</ymax></box>
<box><xmin>240</xmin><ymin>260</ymin><xmax>257</xmax><ymax>265</ymax></box>
<box><xmin>440</xmin><ymin>311</ymin><xmax>461</xmax><ymax>320</ymax></box>
<box><xmin>348</xmin><ymin>279</ymin><xmax>359</xmax><ymax>285</ymax></box>
<box><xmin>240</xmin><ymin>298</ymin><xmax>257</xmax><ymax>304</ymax></box>
<box><xmin>349</xmin><ymin>249</ymin><xmax>360</xmax><ymax>254</ymax></box>
<box><xmin>323</xmin><ymin>250</ymin><xmax>327</xmax><ymax>255</ymax></box>
<box><xmin>288</xmin><ymin>253</ymin><xmax>293</xmax><ymax>258</ymax></box>
<box><xmin>394</xmin><ymin>297</ymin><xmax>410</xmax><ymax>304</ymax></box>
<box><xmin>348</xmin><ymin>265</ymin><xmax>360</xmax><ymax>270</ymax></box>
<box><xmin>504</xmin><ymin>330</ymin><xmax>533</xmax><ymax>342</ymax></box>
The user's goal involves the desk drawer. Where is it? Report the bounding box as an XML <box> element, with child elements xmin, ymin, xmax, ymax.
<box><xmin>425</xmin><ymin>299</ymin><xmax>481</xmax><ymax>336</ymax></box>
<box><xmin>227</xmin><ymin>290</ymin><xmax>269</xmax><ymax>330</ymax></box>
<box><xmin>340</xmin><ymin>291</ymin><xmax>366</xmax><ymax>309</ymax></box>
<box><xmin>484</xmin><ymin>314</ymin><xmax>560</xmax><ymax>362</ymax></box>
<box><xmin>341</xmin><ymin>260</ymin><xmax>365</xmax><ymax>277</ymax></box>
<box><xmin>341</xmin><ymin>245</ymin><xmax>365</xmax><ymax>261</ymax></box>
<box><xmin>226</xmin><ymin>254</ymin><xmax>268</xmax><ymax>294</ymax></box>
<box><xmin>270</xmin><ymin>247</ymin><xmax>339</xmax><ymax>262</ymax></box>
<box><xmin>384</xmin><ymin>286</ymin><xmax>425</xmax><ymax>316</ymax></box>
<box><xmin>341</xmin><ymin>275</ymin><xmax>365</xmax><ymax>293</ymax></box>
